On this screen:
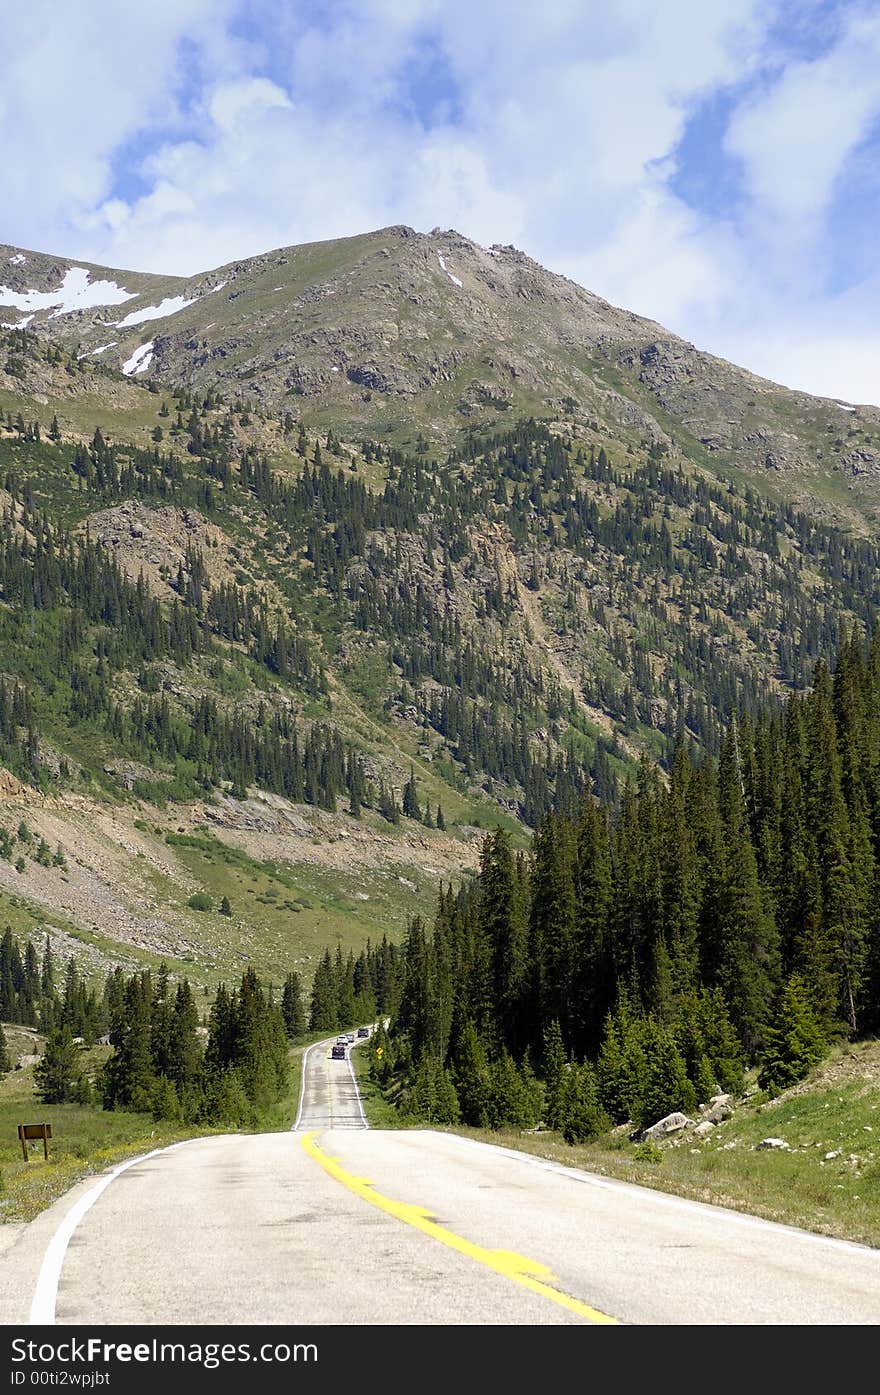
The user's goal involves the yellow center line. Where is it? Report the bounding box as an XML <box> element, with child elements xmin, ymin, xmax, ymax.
<box><xmin>300</xmin><ymin>1131</ymin><xmax>619</xmax><ymax>1325</ymax></box>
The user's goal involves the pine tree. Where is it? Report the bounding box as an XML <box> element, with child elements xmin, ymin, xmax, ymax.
<box><xmin>697</xmin><ymin>988</ymin><xmax>745</xmax><ymax>1095</ymax></box>
<box><xmin>234</xmin><ymin>968</ymin><xmax>289</xmax><ymax>1110</ymax></box>
<box><xmin>715</xmin><ymin>720</ymin><xmax>779</xmax><ymax>1053</ymax></box>
<box><xmin>558</xmin><ymin>1060</ymin><xmax>608</xmax><ymax>1144</ymax></box>
<box><xmin>807</xmin><ymin>663</ymin><xmax>870</xmax><ymax>1033</ymax></box>
<box><xmin>572</xmin><ymin>796</ymin><xmax>614</xmax><ymax>1055</ymax></box>
<box><xmin>480</xmin><ymin>829</ymin><xmax>528</xmax><ymax>1055</ymax></box>
<box><xmin>204</xmin><ymin>983</ymin><xmax>236</xmax><ymax>1076</ymax></box>
<box><xmin>487</xmin><ymin>1051</ymin><xmax>540</xmax><ymax>1129</ymax></box>
<box><xmin>542</xmin><ymin>1019</ymin><xmax>566</xmax><ymax>1130</ymax></box>
<box><xmin>151</xmin><ymin>1076</ymin><xmax>180</xmax><ymax>1121</ymax></box>
<box><xmin>694</xmin><ymin>1054</ymin><xmax>717</xmax><ymax>1107</ymax></box>
<box><xmin>530</xmin><ymin>813</ymin><xmax>577</xmax><ymax>1048</ymax></box>
<box><xmin>281</xmin><ymin>971</ymin><xmax>305</xmax><ymax>1038</ymax></box>
<box><xmin>452</xmin><ymin>1021</ymin><xmax>492</xmax><ymax>1127</ymax></box>
<box><xmin>102</xmin><ymin>973</ymin><xmax>154</xmax><ymax>1111</ymax></box>
<box><xmin>636</xmin><ymin>1019</ymin><xmax>696</xmax><ymax>1128</ymax></box>
<box><xmin>309</xmin><ymin>951</ymin><xmax>339</xmax><ymax>1031</ymax></box>
<box><xmin>402</xmin><ymin>767</ymin><xmax>420</xmax><ymax>820</ymax></box>
<box><xmin>35</xmin><ymin>1024</ymin><xmax>85</xmax><ymax>1104</ymax></box>
<box><xmin>407</xmin><ymin>1055</ymin><xmax>460</xmax><ymax>1124</ymax></box>
<box><xmin>758</xmin><ymin>976</ymin><xmax>826</xmax><ymax>1096</ymax></box>
<box><xmin>168</xmin><ymin>980</ymin><xmax>201</xmax><ymax>1088</ymax></box>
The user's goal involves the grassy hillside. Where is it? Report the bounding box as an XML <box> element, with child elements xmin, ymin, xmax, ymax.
<box><xmin>465</xmin><ymin>1042</ymin><xmax>880</xmax><ymax>1249</ymax></box>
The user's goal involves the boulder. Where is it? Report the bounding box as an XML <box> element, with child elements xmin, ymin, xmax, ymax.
<box><xmin>706</xmin><ymin>1099</ymin><xmax>733</xmax><ymax>1124</ymax></box>
<box><xmin>756</xmin><ymin>1137</ymin><xmax>790</xmax><ymax>1151</ymax></box>
<box><xmin>641</xmin><ymin>1111</ymin><xmax>692</xmax><ymax>1142</ymax></box>
<box><xmin>693</xmin><ymin>1120</ymin><xmax>715</xmax><ymax>1137</ymax></box>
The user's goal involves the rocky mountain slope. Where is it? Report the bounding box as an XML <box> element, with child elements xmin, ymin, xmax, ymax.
<box><xmin>3</xmin><ymin>227</ymin><xmax>879</xmax><ymax>524</ymax></box>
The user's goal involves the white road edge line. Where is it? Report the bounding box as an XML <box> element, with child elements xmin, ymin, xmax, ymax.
<box><xmin>346</xmin><ymin>1042</ymin><xmax>369</xmax><ymax>1129</ymax></box>
<box><xmin>292</xmin><ymin>1041</ymin><xmax>317</xmax><ymax>1131</ymax></box>
<box><xmin>29</xmin><ymin>1142</ymin><xmax>185</xmax><ymax>1325</ymax></box>
<box><xmin>433</xmin><ymin>1132</ymin><xmax>880</xmax><ymax>1257</ymax></box>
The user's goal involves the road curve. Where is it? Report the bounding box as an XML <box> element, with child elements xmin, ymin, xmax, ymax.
<box><xmin>293</xmin><ymin>1033</ymin><xmax>368</xmax><ymax>1131</ymax></box>
<box><xmin>10</xmin><ymin>1121</ymin><xmax>880</xmax><ymax>1325</ymax></box>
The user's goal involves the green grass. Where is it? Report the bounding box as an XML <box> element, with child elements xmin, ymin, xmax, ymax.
<box><xmin>149</xmin><ymin>830</ymin><xmax>440</xmax><ymax>989</ymax></box>
<box><xmin>0</xmin><ymin>888</ymin><xmax>77</xmax><ymax>943</ymax></box>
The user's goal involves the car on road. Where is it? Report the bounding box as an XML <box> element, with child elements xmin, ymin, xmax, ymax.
<box><xmin>331</xmin><ymin>1044</ymin><xmax>346</xmax><ymax>1059</ymax></box>
<box><xmin>357</xmin><ymin>1027</ymin><xmax>369</xmax><ymax>1038</ymax></box>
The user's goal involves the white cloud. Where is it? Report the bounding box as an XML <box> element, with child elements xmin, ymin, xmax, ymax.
<box><xmin>74</xmin><ymin>0</ymin><xmax>769</xmax><ymax>284</ymax></box>
<box><xmin>725</xmin><ymin>10</ymin><xmax>880</xmax><ymax>232</ymax></box>
<box><xmin>0</xmin><ymin>0</ymin><xmax>240</xmax><ymax>253</ymax></box>
<box><xmin>209</xmin><ymin>77</ymin><xmax>291</xmax><ymax>132</ymax></box>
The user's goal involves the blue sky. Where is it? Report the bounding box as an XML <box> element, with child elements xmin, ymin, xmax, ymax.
<box><xmin>1</xmin><ymin>0</ymin><xmax>879</xmax><ymax>403</ymax></box>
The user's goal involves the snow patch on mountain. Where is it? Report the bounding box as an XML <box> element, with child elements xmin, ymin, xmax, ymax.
<box><xmin>113</xmin><ymin>294</ymin><xmax>198</xmax><ymax>328</ymax></box>
<box><xmin>122</xmin><ymin>341</ymin><xmax>154</xmax><ymax>376</ymax></box>
<box><xmin>78</xmin><ymin>340</ymin><xmax>119</xmax><ymax>360</ymax></box>
<box><xmin>0</xmin><ymin>266</ymin><xmax>136</xmax><ymax>318</ymax></box>
<box><xmin>8</xmin><ymin>253</ymin><xmax>27</xmax><ymax>266</ymax></box>
<box><xmin>437</xmin><ymin>252</ymin><xmax>463</xmax><ymax>288</ymax></box>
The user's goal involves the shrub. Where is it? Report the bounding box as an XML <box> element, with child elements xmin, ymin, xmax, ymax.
<box><xmin>633</xmin><ymin>1141</ymin><xmax>663</xmax><ymax>1164</ymax></box>
<box><xmin>187</xmin><ymin>892</ymin><xmax>213</xmax><ymax>912</ymax></box>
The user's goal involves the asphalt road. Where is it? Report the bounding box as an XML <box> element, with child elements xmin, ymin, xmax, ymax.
<box><xmin>5</xmin><ymin>1033</ymin><xmax>880</xmax><ymax>1326</ymax></box>
<box><xmin>293</xmin><ymin>1033</ymin><xmax>369</xmax><ymax>1131</ymax></box>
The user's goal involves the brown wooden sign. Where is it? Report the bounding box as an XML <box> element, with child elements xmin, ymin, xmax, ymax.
<box><xmin>18</xmin><ymin>1123</ymin><xmax>52</xmax><ymax>1161</ymax></box>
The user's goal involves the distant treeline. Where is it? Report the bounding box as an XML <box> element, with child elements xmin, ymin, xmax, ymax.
<box><xmin>1</xmin><ymin>923</ymin><xmax>403</xmax><ymax>1128</ymax></box>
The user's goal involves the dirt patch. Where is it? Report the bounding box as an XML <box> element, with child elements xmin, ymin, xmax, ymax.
<box><xmin>0</xmin><ymin>798</ymin><xmax>203</xmax><ymax>967</ymax></box>
<box><xmin>190</xmin><ymin>789</ymin><xmax>481</xmax><ymax>877</ymax></box>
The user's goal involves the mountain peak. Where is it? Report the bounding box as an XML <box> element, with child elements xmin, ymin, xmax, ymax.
<box><xmin>1</xmin><ymin>225</ymin><xmax>878</xmax><ymax>517</ymax></box>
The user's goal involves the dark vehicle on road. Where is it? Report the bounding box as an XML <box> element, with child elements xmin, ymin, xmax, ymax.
<box><xmin>357</xmin><ymin>1027</ymin><xmax>369</xmax><ymax>1038</ymax></box>
<box><xmin>331</xmin><ymin>1044</ymin><xmax>346</xmax><ymax>1060</ymax></box>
